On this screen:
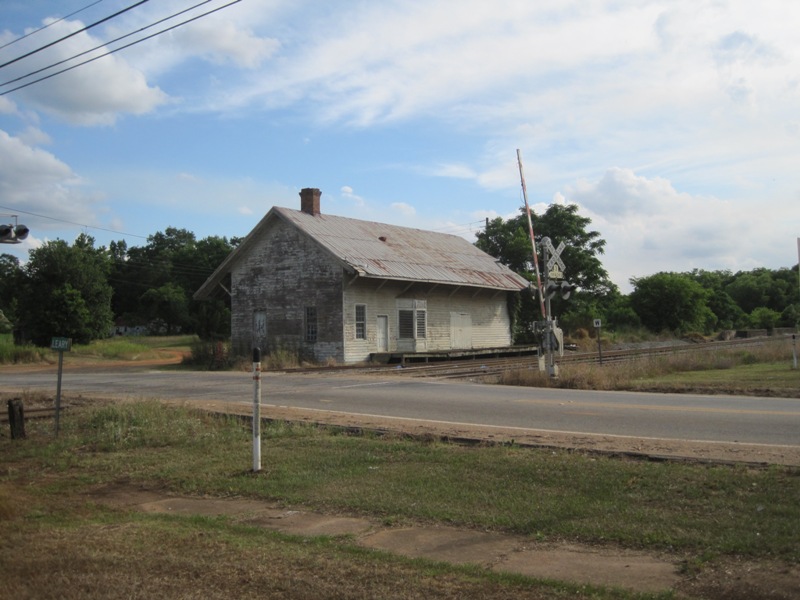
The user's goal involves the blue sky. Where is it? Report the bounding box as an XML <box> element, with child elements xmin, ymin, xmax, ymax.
<box><xmin>1</xmin><ymin>0</ymin><xmax>798</xmax><ymax>293</ymax></box>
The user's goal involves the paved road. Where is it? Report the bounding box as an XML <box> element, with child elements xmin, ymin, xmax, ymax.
<box><xmin>4</xmin><ymin>366</ymin><xmax>799</xmax><ymax>448</ymax></box>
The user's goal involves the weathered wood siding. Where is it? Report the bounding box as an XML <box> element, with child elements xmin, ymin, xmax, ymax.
<box><xmin>231</xmin><ymin>217</ymin><xmax>344</xmax><ymax>363</ymax></box>
<box><xmin>342</xmin><ymin>280</ymin><xmax>513</xmax><ymax>362</ymax></box>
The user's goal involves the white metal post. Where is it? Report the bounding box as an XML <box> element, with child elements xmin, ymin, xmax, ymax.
<box><xmin>252</xmin><ymin>347</ymin><xmax>262</xmax><ymax>472</ymax></box>
<box><xmin>54</xmin><ymin>349</ymin><xmax>64</xmax><ymax>435</ymax></box>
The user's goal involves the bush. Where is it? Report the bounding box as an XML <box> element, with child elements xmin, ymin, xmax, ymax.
<box><xmin>183</xmin><ymin>339</ymin><xmax>232</xmax><ymax>370</ymax></box>
<box><xmin>0</xmin><ymin>334</ymin><xmax>46</xmax><ymax>364</ymax></box>
<box><xmin>264</xmin><ymin>347</ymin><xmax>301</xmax><ymax>369</ymax></box>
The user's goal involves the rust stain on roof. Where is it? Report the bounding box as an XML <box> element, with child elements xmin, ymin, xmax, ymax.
<box><xmin>277</xmin><ymin>207</ymin><xmax>528</xmax><ymax>291</ymax></box>
<box><xmin>195</xmin><ymin>206</ymin><xmax>529</xmax><ymax>300</ymax></box>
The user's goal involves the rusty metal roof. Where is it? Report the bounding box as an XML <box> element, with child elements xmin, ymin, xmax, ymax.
<box><xmin>276</xmin><ymin>208</ymin><xmax>528</xmax><ymax>290</ymax></box>
<box><xmin>195</xmin><ymin>207</ymin><xmax>528</xmax><ymax>299</ymax></box>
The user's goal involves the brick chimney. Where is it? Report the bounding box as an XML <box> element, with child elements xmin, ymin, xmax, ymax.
<box><xmin>299</xmin><ymin>188</ymin><xmax>321</xmax><ymax>215</ymax></box>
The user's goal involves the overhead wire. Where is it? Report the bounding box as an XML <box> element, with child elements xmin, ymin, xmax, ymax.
<box><xmin>0</xmin><ymin>211</ymin><xmax>232</xmax><ymax>284</ymax></box>
<box><xmin>0</xmin><ymin>0</ymin><xmax>242</xmax><ymax>96</ymax></box>
<box><xmin>0</xmin><ymin>2</ymin><xmax>238</xmax><ymax>284</ymax></box>
<box><xmin>0</xmin><ymin>0</ymin><xmax>151</xmax><ymax>71</ymax></box>
<box><xmin>0</xmin><ymin>0</ymin><xmax>218</xmax><ymax>89</ymax></box>
<box><xmin>0</xmin><ymin>204</ymin><xmax>147</xmax><ymax>240</ymax></box>
<box><xmin>0</xmin><ymin>0</ymin><xmax>108</xmax><ymax>52</ymax></box>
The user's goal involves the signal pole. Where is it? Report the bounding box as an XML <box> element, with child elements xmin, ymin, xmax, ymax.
<box><xmin>539</xmin><ymin>237</ymin><xmax>573</xmax><ymax>378</ymax></box>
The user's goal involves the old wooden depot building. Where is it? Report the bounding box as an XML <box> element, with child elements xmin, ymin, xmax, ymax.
<box><xmin>194</xmin><ymin>188</ymin><xmax>529</xmax><ymax>364</ymax></box>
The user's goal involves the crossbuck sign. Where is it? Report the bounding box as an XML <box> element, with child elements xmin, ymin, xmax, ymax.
<box><xmin>544</xmin><ymin>238</ymin><xmax>566</xmax><ymax>280</ymax></box>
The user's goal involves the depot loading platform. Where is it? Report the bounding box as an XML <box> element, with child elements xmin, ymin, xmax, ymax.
<box><xmin>370</xmin><ymin>344</ymin><xmax>540</xmax><ymax>365</ymax></box>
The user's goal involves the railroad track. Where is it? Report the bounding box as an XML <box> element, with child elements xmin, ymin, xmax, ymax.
<box><xmin>374</xmin><ymin>335</ymin><xmax>791</xmax><ymax>380</ymax></box>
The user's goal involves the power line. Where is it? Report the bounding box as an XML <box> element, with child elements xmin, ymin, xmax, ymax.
<box><xmin>0</xmin><ymin>0</ymin><xmax>242</xmax><ymax>96</ymax></box>
<box><xmin>0</xmin><ymin>0</ymin><xmax>151</xmax><ymax>71</ymax></box>
<box><xmin>0</xmin><ymin>0</ymin><xmax>107</xmax><ymax>51</ymax></box>
<box><xmin>0</xmin><ymin>204</ymin><xmax>148</xmax><ymax>240</ymax></box>
<box><xmin>0</xmin><ymin>1</ymin><xmax>108</xmax><ymax>52</ymax></box>
<box><xmin>1</xmin><ymin>0</ymin><xmax>217</xmax><ymax>89</ymax></box>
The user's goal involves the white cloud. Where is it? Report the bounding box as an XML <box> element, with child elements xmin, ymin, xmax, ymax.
<box><xmin>0</xmin><ymin>96</ymin><xmax>16</xmax><ymax>114</ymax></box>
<box><xmin>340</xmin><ymin>186</ymin><xmax>365</xmax><ymax>207</ymax></box>
<box><xmin>0</xmin><ymin>128</ymin><xmax>103</xmax><ymax>231</ymax></box>
<box><xmin>3</xmin><ymin>0</ymin><xmax>799</xmax><ymax>285</ymax></box>
<box><xmin>170</xmin><ymin>20</ymin><xmax>280</xmax><ymax>69</ymax></box>
<box><xmin>17</xmin><ymin>126</ymin><xmax>51</xmax><ymax>146</ymax></box>
<box><xmin>429</xmin><ymin>163</ymin><xmax>476</xmax><ymax>180</ymax></box>
<box><xmin>560</xmin><ymin>168</ymin><xmax>794</xmax><ymax>291</ymax></box>
<box><xmin>4</xmin><ymin>19</ymin><xmax>167</xmax><ymax>125</ymax></box>
<box><xmin>390</xmin><ymin>202</ymin><xmax>416</xmax><ymax>217</ymax></box>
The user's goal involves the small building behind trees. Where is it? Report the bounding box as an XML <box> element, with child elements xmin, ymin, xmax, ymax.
<box><xmin>194</xmin><ymin>188</ymin><xmax>529</xmax><ymax>363</ymax></box>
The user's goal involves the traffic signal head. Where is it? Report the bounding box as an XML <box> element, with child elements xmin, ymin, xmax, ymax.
<box><xmin>545</xmin><ymin>280</ymin><xmax>576</xmax><ymax>300</ymax></box>
<box><xmin>559</xmin><ymin>280</ymin><xmax>576</xmax><ymax>300</ymax></box>
<box><xmin>0</xmin><ymin>223</ymin><xmax>29</xmax><ymax>244</ymax></box>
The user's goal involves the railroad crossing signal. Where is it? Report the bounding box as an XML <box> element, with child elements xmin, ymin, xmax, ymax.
<box><xmin>538</xmin><ymin>236</ymin><xmax>575</xmax><ymax>378</ymax></box>
<box><xmin>544</xmin><ymin>238</ymin><xmax>566</xmax><ymax>278</ymax></box>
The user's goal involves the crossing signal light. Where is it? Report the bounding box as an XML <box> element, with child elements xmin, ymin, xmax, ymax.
<box><xmin>0</xmin><ymin>223</ymin><xmax>29</xmax><ymax>244</ymax></box>
<box><xmin>545</xmin><ymin>280</ymin><xmax>576</xmax><ymax>300</ymax></box>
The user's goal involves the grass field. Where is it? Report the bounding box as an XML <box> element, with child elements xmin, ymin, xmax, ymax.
<box><xmin>2</xmin><ymin>400</ymin><xmax>798</xmax><ymax>599</ymax></box>
<box><xmin>0</xmin><ymin>334</ymin><xmax>197</xmax><ymax>365</ymax></box>
<box><xmin>502</xmin><ymin>336</ymin><xmax>800</xmax><ymax>397</ymax></box>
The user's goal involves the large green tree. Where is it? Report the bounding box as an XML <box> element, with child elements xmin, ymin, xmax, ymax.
<box><xmin>18</xmin><ymin>235</ymin><xmax>114</xmax><ymax>345</ymax></box>
<box><xmin>0</xmin><ymin>253</ymin><xmax>22</xmax><ymax>327</ymax></box>
<box><xmin>725</xmin><ymin>268</ymin><xmax>795</xmax><ymax>315</ymax></box>
<box><xmin>108</xmin><ymin>228</ymin><xmax>233</xmax><ymax>338</ymax></box>
<box><xmin>688</xmin><ymin>269</ymin><xmax>746</xmax><ymax>330</ymax></box>
<box><xmin>688</xmin><ymin>267</ymin><xmax>799</xmax><ymax>330</ymax></box>
<box><xmin>629</xmin><ymin>272</ymin><xmax>715</xmax><ymax>334</ymax></box>
<box><xmin>475</xmin><ymin>203</ymin><xmax>614</xmax><ymax>340</ymax></box>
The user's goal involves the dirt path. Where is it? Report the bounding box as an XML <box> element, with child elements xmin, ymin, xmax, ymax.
<box><xmin>90</xmin><ymin>483</ymin><xmax>799</xmax><ymax>599</ymax></box>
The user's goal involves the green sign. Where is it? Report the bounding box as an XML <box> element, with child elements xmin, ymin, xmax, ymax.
<box><xmin>51</xmin><ymin>337</ymin><xmax>72</xmax><ymax>352</ymax></box>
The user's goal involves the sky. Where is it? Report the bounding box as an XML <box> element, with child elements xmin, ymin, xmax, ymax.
<box><xmin>1</xmin><ymin>0</ymin><xmax>798</xmax><ymax>293</ymax></box>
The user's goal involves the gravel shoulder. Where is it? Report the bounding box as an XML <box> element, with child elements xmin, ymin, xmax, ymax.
<box><xmin>175</xmin><ymin>398</ymin><xmax>800</xmax><ymax>467</ymax></box>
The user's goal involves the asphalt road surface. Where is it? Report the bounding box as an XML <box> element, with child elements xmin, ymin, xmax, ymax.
<box><xmin>4</xmin><ymin>366</ymin><xmax>799</xmax><ymax>448</ymax></box>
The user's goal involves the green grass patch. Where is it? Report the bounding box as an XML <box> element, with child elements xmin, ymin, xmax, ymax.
<box><xmin>1</xmin><ymin>512</ymin><xmax>634</xmax><ymax>600</ymax></box>
<box><xmin>68</xmin><ymin>335</ymin><xmax>196</xmax><ymax>361</ymax></box>
<box><xmin>1</xmin><ymin>334</ymin><xmax>196</xmax><ymax>364</ymax></box>
<box><xmin>3</xmin><ymin>401</ymin><xmax>691</xmax><ymax>600</ymax></box>
<box><xmin>502</xmin><ymin>338</ymin><xmax>800</xmax><ymax>397</ymax></box>
<box><xmin>4</xmin><ymin>401</ymin><xmax>798</xmax><ymax>562</ymax></box>
<box><xmin>635</xmin><ymin>361</ymin><xmax>800</xmax><ymax>390</ymax></box>
<box><xmin>0</xmin><ymin>333</ymin><xmax>46</xmax><ymax>364</ymax></box>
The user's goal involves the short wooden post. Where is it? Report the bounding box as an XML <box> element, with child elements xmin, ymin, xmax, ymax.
<box><xmin>7</xmin><ymin>398</ymin><xmax>25</xmax><ymax>439</ymax></box>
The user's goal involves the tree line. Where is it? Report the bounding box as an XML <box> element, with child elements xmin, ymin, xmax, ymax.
<box><xmin>0</xmin><ymin>209</ymin><xmax>798</xmax><ymax>347</ymax></box>
<box><xmin>475</xmin><ymin>205</ymin><xmax>799</xmax><ymax>342</ymax></box>
<box><xmin>0</xmin><ymin>228</ymin><xmax>235</xmax><ymax>346</ymax></box>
